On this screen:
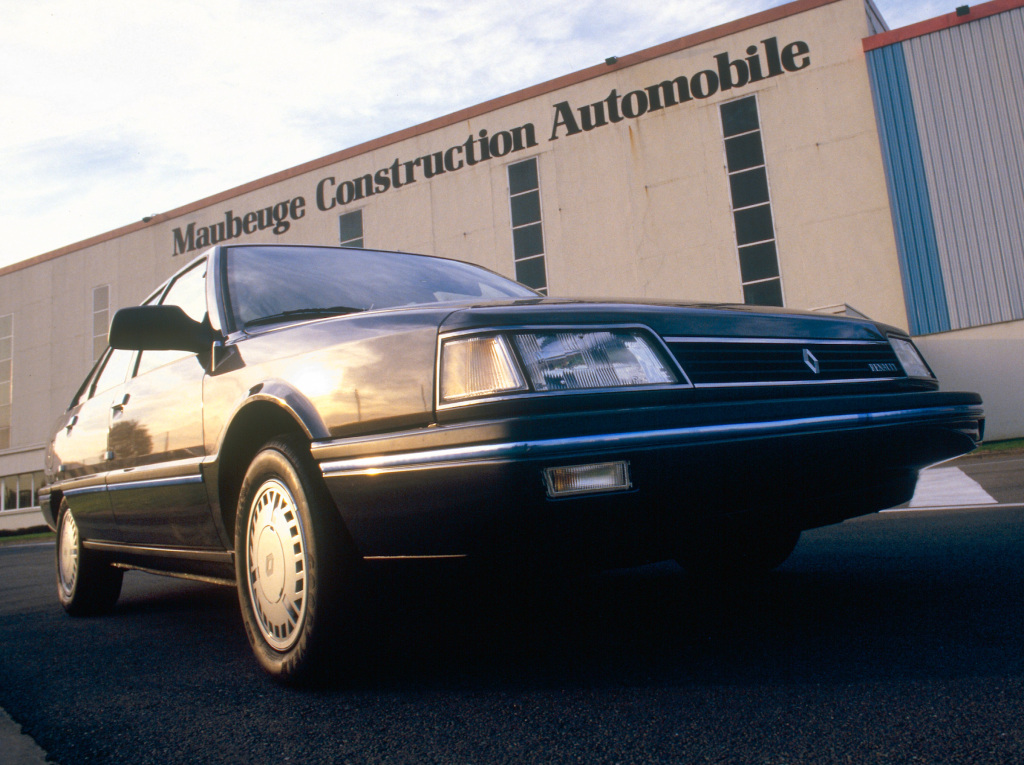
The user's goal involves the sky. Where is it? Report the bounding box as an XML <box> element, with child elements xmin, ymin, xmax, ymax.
<box><xmin>0</xmin><ymin>0</ymin><xmax>955</xmax><ymax>270</ymax></box>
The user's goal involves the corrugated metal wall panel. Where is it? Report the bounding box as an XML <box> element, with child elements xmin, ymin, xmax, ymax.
<box><xmin>902</xmin><ymin>8</ymin><xmax>1024</xmax><ymax>330</ymax></box>
<box><xmin>866</xmin><ymin>45</ymin><xmax>951</xmax><ymax>335</ymax></box>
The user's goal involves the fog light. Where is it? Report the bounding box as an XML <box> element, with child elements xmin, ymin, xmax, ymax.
<box><xmin>543</xmin><ymin>462</ymin><xmax>631</xmax><ymax>498</ymax></box>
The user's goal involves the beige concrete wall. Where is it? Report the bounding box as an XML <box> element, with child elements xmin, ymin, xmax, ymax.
<box><xmin>0</xmin><ymin>262</ymin><xmax>57</xmax><ymax>453</ymax></box>
<box><xmin>763</xmin><ymin>2</ymin><xmax>907</xmax><ymax>328</ymax></box>
<box><xmin>915</xmin><ymin>320</ymin><xmax>1024</xmax><ymax>442</ymax></box>
<box><xmin>139</xmin><ymin>0</ymin><xmax>904</xmax><ymax>323</ymax></box>
<box><xmin>0</xmin><ymin>507</ymin><xmax>46</xmax><ymax>533</ymax></box>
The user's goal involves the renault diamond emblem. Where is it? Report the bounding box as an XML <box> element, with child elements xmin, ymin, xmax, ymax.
<box><xmin>265</xmin><ymin>553</ymin><xmax>274</xmax><ymax>577</ymax></box>
<box><xmin>803</xmin><ymin>348</ymin><xmax>820</xmax><ymax>374</ymax></box>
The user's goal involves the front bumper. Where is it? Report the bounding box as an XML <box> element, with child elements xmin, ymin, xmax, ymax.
<box><xmin>312</xmin><ymin>391</ymin><xmax>983</xmax><ymax>563</ymax></box>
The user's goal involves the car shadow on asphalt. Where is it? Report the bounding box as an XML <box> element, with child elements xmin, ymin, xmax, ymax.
<box><xmin>320</xmin><ymin>558</ymin><xmax>1017</xmax><ymax>691</ymax></box>
<box><xmin>100</xmin><ymin>513</ymin><xmax>1024</xmax><ymax>693</ymax></box>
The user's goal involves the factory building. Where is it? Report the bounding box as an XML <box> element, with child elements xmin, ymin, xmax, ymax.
<box><xmin>2</xmin><ymin>0</ymin><xmax>1021</xmax><ymax>530</ymax></box>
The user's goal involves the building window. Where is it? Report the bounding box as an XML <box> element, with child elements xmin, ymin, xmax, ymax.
<box><xmin>339</xmin><ymin>211</ymin><xmax>364</xmax><ymax>247</ymax></box>
<box><xmin>720</xmin><ymin>96</ymin><xmax>783</xmax><ymax>307</ymax></box>
<box><xmin>0</xmin><ymin>314</ymin><xmax>10</xmax><ymax>450</ymax></box>
<box><xmin>507</xmin><ymin>158</ymin><xmax>548</xmax><ymax>294</ymax></box>
<box><xmin>92</xmin><ymin>285</ymin><xmax>110</xmax><ymax>361</ymax></box>
<box><xmin>0</xmin><ymin>471</ymin><xmax>45</xmax><ymax>512</ymax></box>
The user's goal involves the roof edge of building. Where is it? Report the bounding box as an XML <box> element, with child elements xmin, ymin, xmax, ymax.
<box><xmin>2</xmin><ymin>0</ymin><xmax>843</xmax><ymax>278</ymax></box>
<box><xmin>863</xmin><ymin>0</ymin><xmax>1024</xmax><ymax>51</ymax></box>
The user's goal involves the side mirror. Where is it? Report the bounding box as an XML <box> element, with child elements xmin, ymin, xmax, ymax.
<box><xmin>109</xmin><ymin>305</ymin><xmax>213</xmax><ymax>354</ymax></box>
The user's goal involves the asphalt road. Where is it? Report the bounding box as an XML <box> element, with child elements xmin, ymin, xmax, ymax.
<box><xmin>1</xmin><ymin>453</ymin><xmax>1021</xmax><ymax>765</ymax></box>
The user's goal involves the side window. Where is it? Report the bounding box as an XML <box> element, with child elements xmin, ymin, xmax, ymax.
<box><xmin>136</xmin><ymin>261</ymin><xmax>208</xmax><ymax>376</ymax></box>
<box><xmin>91</xmin><ymin>348</ymin><xmax>135</xmax><ymax>398</ymax></box>
<box><xmin>70</xmin><ymin>359</ymin><xmax>101</xmax><ymax>408</ymax></box>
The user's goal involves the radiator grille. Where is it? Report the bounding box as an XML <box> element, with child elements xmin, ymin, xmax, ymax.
<box><xmin>667</xmin><ymin>340</ymin><xmax>904</xmax><ymax>386</ymax></box>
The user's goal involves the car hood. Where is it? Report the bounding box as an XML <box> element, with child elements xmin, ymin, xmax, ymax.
<box><xmin>437</xmin><ymin>297</ymin><xmax>893</xmax><ymax>342</ymax></box>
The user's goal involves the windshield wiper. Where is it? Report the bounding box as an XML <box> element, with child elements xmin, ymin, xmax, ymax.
<box><xmin>244</xmin><ymin>305</ymin><xmax>364</xmax><ymax>328</ymax></box>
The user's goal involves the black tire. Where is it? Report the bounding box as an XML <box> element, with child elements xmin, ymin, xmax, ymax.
<box><xmin>677</xmin><ymin>520</ymin><xmax>800</xmax><ymax>578</ymax></box>
<box><xmin>234</xmin><ymin>435</ymin><xmax>355</xmax><ymax>683</ymax></box>
<box><xmin>55</xmin><ymin>499</ymin><xmax>123</xmax><ymax>616</ymax></box>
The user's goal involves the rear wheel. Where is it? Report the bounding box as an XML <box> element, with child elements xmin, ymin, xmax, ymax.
<box><xmin>55</xmin><ymin>499</ymin><xmax>123</xmax><ymax>615</ymax></box>
<box><xmin>235</xmin><ymin>436</ymin><xmax>355</xmax><ymax>683</ymax></box>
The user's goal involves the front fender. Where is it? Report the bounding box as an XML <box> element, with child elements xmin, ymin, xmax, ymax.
<box><xmin>238</xmin><ymin>379</ymin><xmax>331</xmax><ymax>442</ymax></box>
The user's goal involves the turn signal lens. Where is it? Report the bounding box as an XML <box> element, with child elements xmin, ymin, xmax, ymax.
<box><xmin>544</xmin><ymin>462</ymin><xmax>632</xmax><ymax>498</ymax></box>
<box><xmin>440</xmin><ymin>335</ymin><xmax>527</xmax><ymax>402</ymax></box>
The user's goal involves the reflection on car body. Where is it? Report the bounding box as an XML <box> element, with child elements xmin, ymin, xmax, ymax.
<box><xmin>40</xmin><ymin>245</ymin><xmax>984</xmax><ymax>682</ymax></box>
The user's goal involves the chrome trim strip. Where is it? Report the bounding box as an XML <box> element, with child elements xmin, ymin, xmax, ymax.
<box><xmin>362</xmin><ymin>554</ymin><xmax>468</xmax><ymax>561</ymax></box>
<box><xmin>83</xmin><ymin>539</ymin><xmax>232</xmax><ymax>563</ymax></box>
<box><xmin>690</xmin><ymin>377</ymin><xmax>898</xmax><ymax>388</ymax></box>
<box><xmin>65</xmin><ymin>471</ymin><xmax>204</xmax><ymax>496</ymax></box>
<box><xmin>111</xmin><ymin>455</ymin><xmax>206</xmax><ymax>475</ymax></box>
<box><xmin>321</xmin><ymin>404</ymin><xmax>983</xmax><ymax>477</ymax></box>
<box><xmin>64</xmin><ymin>484</ymin><xmax>108</xmax><ymax>497</ymax></box>
<box><xmin>440</xmin><ymin>378</ymin><xmax>907</xmax><ymax>397</ymax></box>
<box><xmin>105</xmin><ymin>474</ymin><xmax>204</xmax><ymax>493</ymax></box>
<box><xmin>664</xmin><ymin>337</ymin><xmax>889</xmax><ymax>345</ymax></box>
<box><xmin>110</xmin><ymin>563</ymin><xmax>235</xmax><ymax>587</ymax></box>
<box><xmin>436</xmin><ymin>382</ymin><xmax>685</xmax><ymax>410</ymax></box>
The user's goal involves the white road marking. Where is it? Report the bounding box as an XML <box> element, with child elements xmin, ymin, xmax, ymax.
<box><xmin>904</xmin><ymin>467</ymin><xmax>997</xmax><ymax>509</ymax></box>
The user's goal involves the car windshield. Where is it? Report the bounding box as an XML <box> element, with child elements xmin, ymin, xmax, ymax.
<box><xmin>225</xmin><ymin>246</ymin><xmax>537</xmax><ymax>329</ymax></box>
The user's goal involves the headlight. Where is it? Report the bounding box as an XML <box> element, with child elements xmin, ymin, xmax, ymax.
<box><xmin>888</xmin><ymin>336</ymin><xmax>934</xmax><ymax>378</ymax></box>
<box><xmin>511</xmin><ymin>330</ymin><xmax>678</xmax><ymax>391</ymax></box>
<box><xmin>439</xmin><ymin>328</ymin><xmax>679</xmax><ymax>404</ymax></box>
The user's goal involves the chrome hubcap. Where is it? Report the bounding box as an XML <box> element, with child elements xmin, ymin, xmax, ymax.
<box><xmin>246</xmin><ymin>479</ymin><xmax>308</xmax><ymax>651</ymax></box>
<box><xmin>58</xmin><ymin>512</ymin><xmax>79</xmax><ymax>596</ymax></box>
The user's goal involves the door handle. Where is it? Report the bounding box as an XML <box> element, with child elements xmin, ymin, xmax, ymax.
<box><xmin>111</xmin><ymin>393</ymin><xmax>131</xmax><ymax>413</ymax></box>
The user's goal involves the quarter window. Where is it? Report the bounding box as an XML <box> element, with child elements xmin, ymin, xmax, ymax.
<box><xmin>720</xmin><ymin>96</ymin><xmax>783</xmax><ymax>307</ymax></box>
<box><xmin>507</xmin><ymin>158</ymin><xmax>548</xmax><ymax>294</ymax></box>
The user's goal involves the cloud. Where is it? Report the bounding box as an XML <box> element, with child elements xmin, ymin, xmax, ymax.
<box><xmin>0</xmin><ymin>0</ymin><xmax>939</xmax><ymax>266</ymax></box>
<box><xmin>875</xmin><ymin>0</ymin><xmax>951</xmax><ymax>30</ymax></box>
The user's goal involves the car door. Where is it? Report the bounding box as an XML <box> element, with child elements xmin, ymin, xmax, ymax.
<box><xmin>105</xmin><ymin>259</ymin><xmax>221</xmax><ymax>549</ymax></box>
<box><xmin>51</xmin><ymin>346</ymin><xmax>136</xmax><ymax>542</ymax></box>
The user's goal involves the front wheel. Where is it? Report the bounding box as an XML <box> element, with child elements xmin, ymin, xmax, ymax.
<box><xmin>235</xmin><ymin>436</ymin><xmax>355</xmax><ymax>683</ymax></box>
<box><xmin>55</xmin><ymin>499</ymin><xmax>123</xmax><ymax>616</ymax></box>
